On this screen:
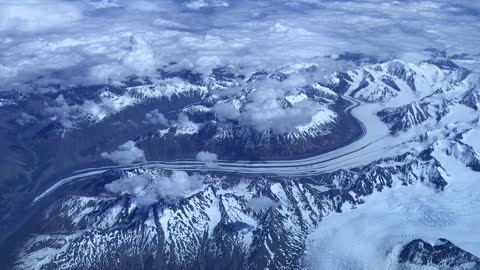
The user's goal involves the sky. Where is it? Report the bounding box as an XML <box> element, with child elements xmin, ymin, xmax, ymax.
<box><xmin>1</xmin><ymin>0</ymin><xmax>479</xmax><ymax>90</ymax></box>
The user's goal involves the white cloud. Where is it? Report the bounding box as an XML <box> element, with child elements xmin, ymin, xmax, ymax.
<box><xmin>121</xmin><ymin>35</ymin><xmax>156</xmax><ymax>76</ymax></box>
<box><xmin>212</xmin><ymin>74</ymin><xmax>336</xmax><ymax>133</ymax></box>
<box><xmin>212</xmin><ymin>102</ymin><xmax>240</xmax><ymax>122</ymax></box>
<box><xmin>184</xmin><ymin>0</ymin><xmax>229</xmax><ymax>10</ymax></box>
<box><xmin>143</xmin><ymin>109</ymin><xmax>169</xmax><ymax>126</ymax></box>
<box><xmin>86</xmin><ymin>63</ymin><xmax>129</xmax><ymax>84</ymax></box>
<box><xmin>152</xmin><ymin>18</ymin><xmax>187</xmax><ymax>29</ymax></box>
<box><xmin>248</xmin><ymin>196</ymin><xmax>279</xmax><ymax>212</ymax></box>
<box><xmin>213</xmin><ymin>78</ymin><xmax>328</xmax><ymax>133</ymax></box>
<box><xmin>239</xmin><ymin>88</ymin><xmax>319</xmax><ymax>133</ymax></box>
<box><xmin>184</xmin><ymin>0</ymin><xmax>208</xmax><ymax>10</ymax></box>
<box><xmin>101</xmin><ymin>140</ymin><xmax>146</xmax><ymax>165</ymax></box>
<box><xmin>105</xmin><ymin>170</ymin><xmax>204</xmax><ymax>204</ymax></box>
<box><xmin>0</xmin><ymin>0</ymin><xmax>83</xmax><ymax>32</ymax></box>
<box><xmin>0</xmin><ymin>0</ymin><xmax>479</xmax><ymax>90</ymax></box>
<box><xmin>126</xmin><ymin>0</ymin><xmax>164</xmax><ymax>12</ymax></box>
<box><xmin>196</xmin><ymin>151</ymin><xmax>218</xmax><ymax>162</ymax></box>
<box><xmin>16</xmin><ymin>112</ymin><xmax>36</xmax><ymax>126</ymax></box>
<box><xmin>85</xmin><ymin>34</ymin><xmax>156</xmax><ymax>83</ymax></box>
<box><xmin>174</xmin><ymin>113</ymin><xmax>200</xmax><ymax>135</ymax></box>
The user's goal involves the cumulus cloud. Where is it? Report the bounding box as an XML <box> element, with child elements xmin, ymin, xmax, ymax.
<box><xmin>101</xmin><ymin>140</ymin><xmax>146</xmax><ymax>165</ymax></box>
<box><xmin>184</xmin><ymin>0</ymin><xmax>229</xmax><ymax>10</ymax></box>
<box><xmin>86</xmin><ymin>35</ymin><xmax>156</xmax><ymax>83</ymax></box>
<box><xmin>16</xmin><ymin>112</ymin><xmax>37</xmax><ymax>126</ymax></box>
<box><xmin>0</xmin><ymin>0</ymin><xmax>83</xmax><ymax>33</ymax></box>
<box><xmin>121</xmin><ymin>35</ymin><xmax>156</xmax><ymax>75</ymax></box>
<box><xmin>239</xmin><ymin>88</ymin><xmax>318</xmax><ymax>133</ymax></box>
<box><xmin>248</xmin><ymin>196</ymin><xmax>279</xmax><ymax>212</ymax></box>
<box><xmin>213</xmin><ymin>78</ymin><xmax>325</xmax><ymax>133</ymax></box>
<box><xmin>173</xmin><ymin>113</ymin><xmax>200</xmax><ymax>135</ymax></box>
<box><xmin>143</xmin><ymin>109</ymin><xmax>169</xmax><ymax>126</ymax></box>
<box><xmin>196</xmin><ymin>151</ymin><xmax>218</xmax><ymax>162</ymax></box>
<box><xmin>105</xmin><ymin>171</ymin><xmax>204</xmax><ymax>204</ymax></box>
<box><xmin>212</xmin><ymin>102</ymin><xmax>240</xmax><ymax>122</ymax></box>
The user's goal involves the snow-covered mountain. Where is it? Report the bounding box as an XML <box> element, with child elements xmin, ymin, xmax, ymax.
<box><xmin>398</xmin><ymin>239</ymin><xmax>480</xmax><ymax>269</ymax></box>
<box><xmin>11</xmin><ymin>120</ymin><xmax>480</xmax><ymax>270</ymax></box>
<box><xmin>0</xmin><ymin>65</ymin><xmax>361</xmax><ymax>160</ymax></box>
<box><xmin>4</xmin><ymin>53</ymin><xmax>480</xmax><ymax>270</ymax></box>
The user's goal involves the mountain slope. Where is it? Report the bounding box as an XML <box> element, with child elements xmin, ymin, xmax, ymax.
<box><xmin>4</xmin><ymin>54</ymin><xmax>480</xmax><ymax>270</ymax></box>
<box><xmin>399</xmin><ymin>239</ymin><xmax>480</xmax><ymax>269</ymax></box>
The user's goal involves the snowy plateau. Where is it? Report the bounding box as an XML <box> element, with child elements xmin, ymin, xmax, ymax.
<box><xmin>0</xmin><ymin>51</ymin><xmax>479</xmax><ymax>270</ymax></box>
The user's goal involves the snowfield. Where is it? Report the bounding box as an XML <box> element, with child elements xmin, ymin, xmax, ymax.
<box><xmin>34</xmin><ymin>59</ymin><xmax>480</xmax><ymax>201</ymax></box>
<box><xmin>305</xmin><ymin>149</ymin><xmax>480</xmax><ymax>270</ymax></box>
<box><xmin>22</xmin><ymin>56</ymin><xmax>480</xmax><ymax>270</ymax></box>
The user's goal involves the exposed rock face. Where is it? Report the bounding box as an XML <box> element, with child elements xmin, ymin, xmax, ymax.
<box><xmin>399</xmin><ymin>239</ymin><xmax>480</xmax><ymax>270</ymax></box>
<box><xmin>9</xmin><ymin>140</ymin><xmax>472</xmax><ymax>270</ymax></box>
<box><xmin>3</xmin><ymin>54</ymin><xmax>480</xmax><ymax>270</ymax></box>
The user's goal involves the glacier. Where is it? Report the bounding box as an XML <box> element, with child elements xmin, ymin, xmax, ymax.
<box><xmin>3</xmin><ymin>54</ymin><xmax>480</xmax><ymax>270</ymax></box>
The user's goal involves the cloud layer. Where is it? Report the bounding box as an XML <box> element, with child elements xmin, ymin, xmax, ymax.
<box><xmin>1</xmin><ymin>0</ymin><xmax>479</xmax><ymax>90</ymax></box>
<box><xmin>213</xmin><ymin>77</ymin><xmax>334</xmax><ymax>133</ymax></box>
<box><xmin>238</xmin><ymin>88</ymin><xmax>320</xmax><ymax>133</ymax></box>
<box><xmin>101</xmin><ymin>140</ymin><xmax>146</xmax><ymax>165</ymax></box>
<box><xmin>196</xmin><ymin>151</ymin><xmax>218</xmax><ymax>162</ymax></box>
<box><xmin>105</xmin><ymin>171</ymin><xmax>204</xmax><ymax>204</ymax></box>
<box><xmin>248</xmin><ymin>196</ymin><xmax>279</xmax><ymax>212</ymax></box>
<box><xmin>143</xmin><ymin>109</ymin><xmax>169</xmax><ymax>126</ymax></box>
